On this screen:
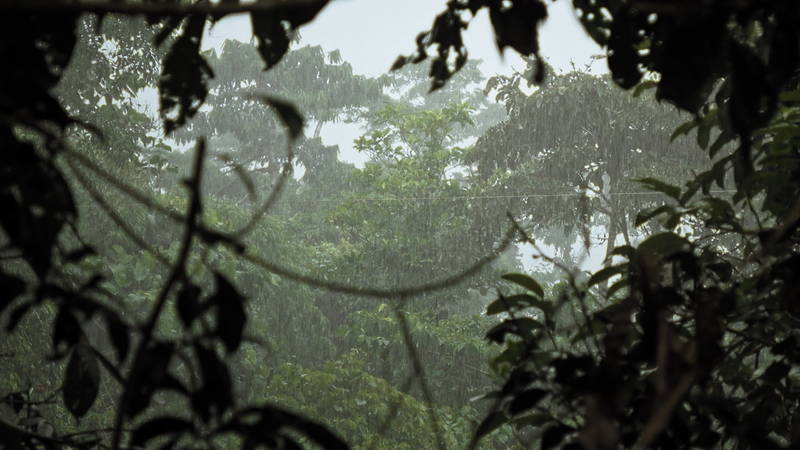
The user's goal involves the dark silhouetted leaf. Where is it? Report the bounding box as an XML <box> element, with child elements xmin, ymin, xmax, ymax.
<box><xmin>250</xmin><ymin>1</ymin><xmax>329</xmax><ymax>69</ymax></box>
<box><xmin>6</xmin><ymin>302</ymin><xmax>33</xmax><ymax>332</ymax></box>
<box><xmin>53</xmin><ymin>307</ymin><xmax>81</xmax><ymax>357</ymax></box>
<box><xmin>608</xmin><ymin>6</ymin><xmax>643</xmax><ymax>89</ymax></box>
<box><xmin>475</xmin><ymin>410</ymin><xmax>507</xmax><ymax>439</ymax></box>
<box><xmin>588</xmin><ymin>264</ymin><xmax>625</xmax><ymax>288</ymax></box>
<box><xmin>633</xmin><ymin>80</ymin><xmax>658</xmax><ymax>98</ymax></box>
<box><xmin>489</xmin><ymin>0</ymin><xmax>547</xmax><ymax>56</ymax></box>
<box><xmin>390</xmin><ymin>55</ymin><xmax>408</xmax><ymax>71</ymax></box>
<box><xmin>611</xmin><ymin>245</ymin><xmax>636</xmax><ymax>259</ymax></box>
<box><xmin>487</xmin><ymin>318</ymin><xmax>543</xmax><ymax>343</ymax></box>
<box><xmin>637</xmin><ymin>232</ymin><xmax>690</xmax><ymax>261</ymax></box>
<box><xmin>131</xmin><ymin>416</ymin><xmax>194</xmax><ymax>449</ymax></box>
<box><xmin>502</xmin><ymin>273</ymin><xmax>544</xmax><ymax>298</ymax></box>
<box><xmin>250</xmin><ymin>13</ymin><xmax>290</xmax><ymax>70</ymax></box>
<box><xmin>634</xmin><ymin>178</ymin><xmax>681</xmax><ymax>200</ymax></box>
<box><xmin>635</xmin><ymin>205</ymin><xmax>672</xmax><ymax>227</ymax></box>
<box><xmin>103</xmin><ymin>310</ymin><xmax>129</xmax><ymax>363</ymax></box>
<box><xmin>209</xmin><ymin>272</ymin><xmax>246</xmax><ymax>353</ymax></box>
<box><xmin>252</xmin><ymin>95</ymin><xmax>305</xmax><ymax>141</ymax></box>
<box><xmin>159</xmin><ymin>15</ymin><xmax>213</xmax><ymax>133</ymax></box>
<box><xmin>64</xmin><ymin>245</ymin><xmax>95</xmax><ymax>263</ymax></box>
<box><xmin>193</xmin><ymin>343</ymin><xmax>233</xmax><ymax>421</ymax></box>
<box><xmin>763</xmin><ymin>362</ymin><xmax>790</xmax><ymax>384</ymax></box>
<box><xmin>226</xmin><ymin>404</ymin><xmax>348</xmax><ymax>450</ymax></box>
<box><xmin>487</xmin><ymin>294</ymin><xmax>549</xmax><ymax>315</ymax></box>
<box><xmin>125</xmin><ymin>342</ymin><xmax>178</xmax><ymax>419</ymax></box>
<box><xmin>63</xmin><ymin>341</ymin><xmax>100</xmax><ymax>418</ymax></box>
<box><xmin>177</xmin><ymin>282</ymin><xmax>202</xmax><ymax>328</ymax></box>
<box><xmin>509</xmin><ymin>388</ymin><xmax>547</xmax><ymax>415</ymax></box>
<box><xmin>0</xmin><ymin>271</ymin><xmax>25</xmax><ymax>316</ymax></box>
<box><xmin>542</xmin><ymin>424</ymin><xmax>572</xmax><ymax>450</ymax></box>
<box><xmin>670</xmin><ymin>120</ymin><xmax>699</xmax><ymax>142</ymax></box>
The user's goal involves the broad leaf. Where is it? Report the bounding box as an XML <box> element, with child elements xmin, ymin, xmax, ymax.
<box><xmin>502</xmin><ymin>273</ymin><xmax>545</xmax><ymax>298</ymax></box>
<box><xmin>210</xmin><ymin>272</ymin><xmax>247</xmax><ymax>353</ymax></box>
<box><xmin>63</xmin><ymin>341</ymin><xmax>100</xmax><ymax>418</ymax></box>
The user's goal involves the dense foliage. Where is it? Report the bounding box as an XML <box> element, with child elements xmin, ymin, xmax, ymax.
<box><xmin>2</xmin><ymin>1</ymin><xmax>800</xmax><ymax>450</ymax></box>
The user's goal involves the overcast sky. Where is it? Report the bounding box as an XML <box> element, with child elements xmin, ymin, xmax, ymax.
<box><xmin>208</xmin><ymin>0</ymin><xmax>603</xmax><ymax>78</ymax></box>
<box><xmin>204</xmin><ymin>1</ymin><xmax>604</xmax><ymax>166</ymax></box>
<box><xmin>203</xmin><ymin>1</ymin><xmax>608</xmax><ymax>271</ymax></box>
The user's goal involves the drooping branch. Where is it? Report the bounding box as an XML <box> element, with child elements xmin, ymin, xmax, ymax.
<box><xmin>65</xmin><ymin>144</ymin><xmax>519</xmax><ymax>301</ymax></box>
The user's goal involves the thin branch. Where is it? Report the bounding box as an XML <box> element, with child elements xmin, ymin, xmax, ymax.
<box><xmin>65</xmin><ymin>158</ymin><xmax>170</xmax><ymax>267</ymax></box>
<box><xmin>65</xmin><ymin>147</ymin><xmax>242</xmax><ymax>250</ymax></box>
<box><xmin>67</xmin><ymin>144</ymin><xmax>517</xmax><ymax>299</ymax></box>
<box><xmin>65</xmin><ymin>148</ymin><xmax>185</xmax><ymax>224</ymax></box>
<box><xmin>232</xmin><ymin>140</ymin><xmax>294</xmax><ymax>238</ymax></box>
<box><xmin>0</xmin><ymin>417</ymin><xmax>98</xmax><ymax>450</ymax></box>
<box><xmin>239</xmin><ymin>225</ymin><xmax>517</xmax><ymax>299</ymax></box>
<box><xmin>391</xmin><ymin>303</ymin><xmax>445</xmax><ymax>450</ymax></box>
<box><xmin>364</xmin><ymin>376</ymin><xmax>414</xmax><ymax>450</ymax></box>
<box><xmin>111</xmin><ymin>139</ymin><xmax>206</xmax><ymax>450</ymax></box>
<box><xmin>90</xmin><ymin>345</ymin><xmax>125</xmax><ymax>385</ymax></box>
<box><xmin>632</xmin><ymin>372</ymin><xmax>695</xmax><ymax>450</ymax></box>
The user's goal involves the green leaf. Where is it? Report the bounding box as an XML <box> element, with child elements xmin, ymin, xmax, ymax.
<box><xmin>670</xmin><ymin>119</ymin><xmax>698</xmax><ymax>142</ymax></box>
<box><xmin>708</xmin><ymin>130</ymin><xmax>733</xmax><ymax>158</ymax></box>
<box><xmin>697</xmin><ymin>121</ymin><xmax>711</xmax><ymax>149</ymax></box>
<box><xmin>633</xmin><ymin>79</ymin><xmax>657</xmax><ymax>98</ymax></box>
<box><xmin>474</xmin><ymin>411</ymin><xmax>507</xmax><ymax>439</ymax></box>
<box><xmin>502</xmin><ymin>273</ymin><xmax>545</xmax><ymax>298</ymax></box>
<box><xmin>779</xmin><ymin>89</ymin><xmax>800</xmax><ymax>102</ymax></box>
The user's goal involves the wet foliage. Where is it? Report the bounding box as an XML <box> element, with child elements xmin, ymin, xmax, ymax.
<box><xmin>1</xmin><ymin>1</ymin><xmax>800</xmax><ymax>449</ymax></box>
